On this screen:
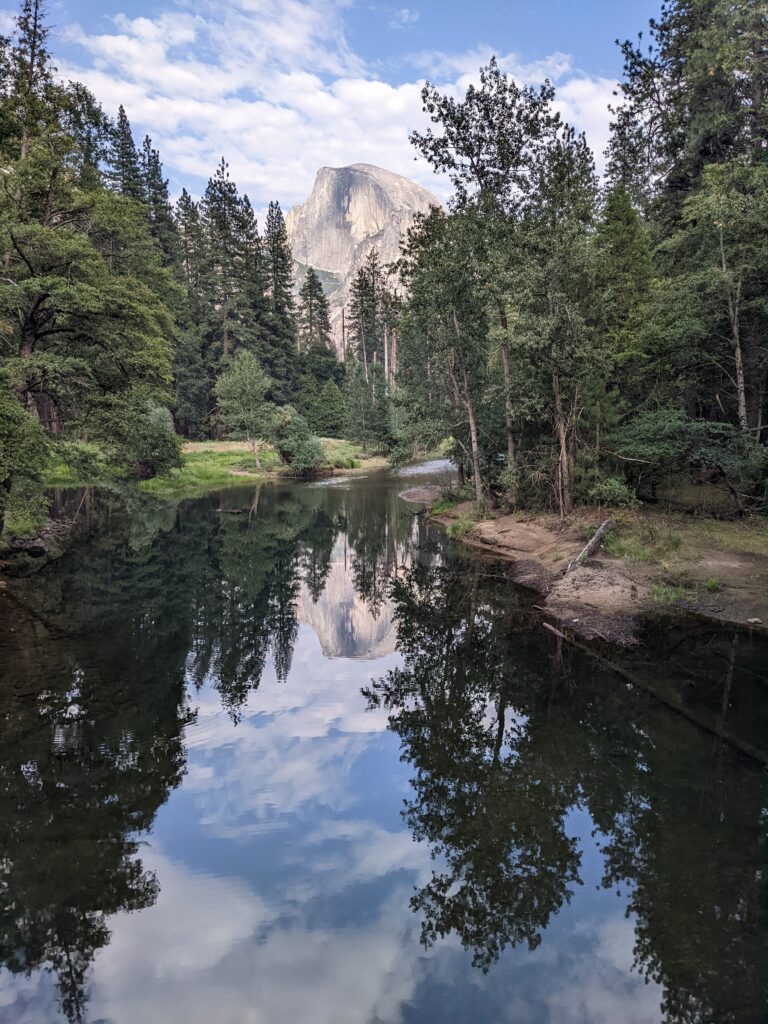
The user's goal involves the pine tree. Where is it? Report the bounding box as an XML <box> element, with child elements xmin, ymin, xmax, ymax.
<box><xmin>140</xmin><ymin>135</ymin><xmax>178</xmax><ymax>265</ymax></box>
<box><xmin>200</xmin><ymin>158</ymin><xmax>248</xmax><ymax>360</ymax></box>
<box><xmin>297</xmin><ymin>267</ymin><xmax>332</xmax><ymax>351</ymax></box>
<box><xmin>262</xmin><ymin>200</ymin><xmax>297</xmax><ymax>402</ymax></box>
<box><xmin>108</xmin><ymin>105</ymin><xmax>145</xmax><ymax>201</ymax></box>
<box><xmin>348</xmin><ymin>249</ymin><xmax>385</xmax><ymax>376</ymax></box>
<box><xmin>309</xmin><ymin>378</ymin><xmax>347</xmax><ymax>438</ymax></box>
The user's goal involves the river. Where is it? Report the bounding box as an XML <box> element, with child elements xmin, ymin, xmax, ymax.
<box><xmin>0</xmin><ymin>463</ymin><xmax>766</xmax><ymax>1024</ymax></box>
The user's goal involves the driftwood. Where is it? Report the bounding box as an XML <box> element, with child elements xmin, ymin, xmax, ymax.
<box><xmin>565</xmin><ymin>518</ymin><xmax>614</xmax><ymax>574</ymax></box>
<box><xmin>541</xmin><ymin>621</ymin><xmax>766</xmax><ymax>765</ymax></box>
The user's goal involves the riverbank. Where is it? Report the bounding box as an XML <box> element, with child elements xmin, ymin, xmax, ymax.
<box><xmin>138</xmin><ymin>438</ymin><xmax>389</xmax><ymax>498</ymax></box>
<box><xmin>417</xmin><ymin>496</ymin><xmax>768</xmax><ymax>644</ymax></box>
<box><xmin>0</xmin><ymin>439</ymin><xmax>390</xmax><ymax>574</ymax></box>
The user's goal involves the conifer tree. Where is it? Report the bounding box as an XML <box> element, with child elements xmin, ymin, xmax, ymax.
<box><xmin>140</xmin><ymin>135</ymin><xmax>178</xmax><ymax>265</ymax></box>
<box><xmin>108</xmin><ymin>105</ymin><xmax>145</xmax><ymax>201</ymax></box>
<box><xmin>297</xmin><ymin>267</ymin><xmax>332</xmax><ymax>352</ymax></box>
<box><xmin>309</xmin><ymin>378</ymin><xmax>347</xmax><ymax>438</ymax></box>
<box><xmin>263</xmin><ymin>200</ymin><xmax>297</xmax><ymax>402</ymax></box>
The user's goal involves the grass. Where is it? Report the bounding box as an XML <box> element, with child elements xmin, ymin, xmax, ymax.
<box><xmin>139</xmin><ymin>442</ymin><xmax>280</xmax><ymax>497</ymax></box>
<box><xmin>446</xmin><ymin>512</ymin><xmax>477</xmax><ymax>540</ymax></box>
<box><xmin>139</xmin><ymin>438</ymin><xmax>387</xmax><ymax>498</ymax></box>
<box><xmin>602</xmin><ymin>517</ymin><xmax>684</xmax><ymax>564</ymax></box>
<box><xmin>650</xmin><ymin>582</ymin><xmax>697</xmax><ymax>607</ymax></box>
<box><xmin>431</xmin><ymin>497</ymin><xmax>457</xmax><ymax>516</ymax></box>
<box><xmin>318</xmin><ymin>438</ymin><xmax>363</xmax><ymax>469</ymax></box>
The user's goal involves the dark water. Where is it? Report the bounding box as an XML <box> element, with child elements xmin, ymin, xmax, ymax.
<box><xmin>0</xmin><ymin>465</ymin><xmax>766</xmax><ymax>1024</ymax></box>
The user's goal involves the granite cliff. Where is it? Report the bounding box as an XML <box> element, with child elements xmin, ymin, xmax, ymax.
<box><xmin>286</xmin><ymin>163</ymin><xmax>441</xmax><ymax>352</ymax></box>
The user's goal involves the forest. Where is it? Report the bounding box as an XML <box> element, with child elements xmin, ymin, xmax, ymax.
<box><xmin>0</xmin><ymin>0</ymin><xmax>766</xmax><ymax>533</ymax></box>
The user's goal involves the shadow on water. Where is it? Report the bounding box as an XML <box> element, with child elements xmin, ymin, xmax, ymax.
<box><xmin>0</xmin><ymin>471</ymin><xmax>765</xmax><ymax>1023</ymax></box>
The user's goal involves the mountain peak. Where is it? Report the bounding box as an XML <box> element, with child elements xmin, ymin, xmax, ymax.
<box><xmin>286</xmin><ymin>164</ymin><xmax>441</xmax><ymax>352</ymax></box>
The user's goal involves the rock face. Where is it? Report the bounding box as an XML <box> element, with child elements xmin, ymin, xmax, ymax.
<box><xmin>286</xmin><ymin>163</ymin><xmax>441</xmax><ymax>352</ymax></box>
<box><xmin>296</xmin><ymin>536</ymin><xmax>397</xmax><ymax>659</ymax></box>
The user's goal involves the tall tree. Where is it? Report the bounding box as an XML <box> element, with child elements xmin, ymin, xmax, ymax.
<box><xmin>297</xmin><ymin>266</ymin><xmax>332</xmax><ymax>352</ymax></box>
<box><xmin>263</xmin><ymin>200</ymin><xmax>297</xmax><ymax>400</ymax></box>
<box><xmin>108</xmin><ymin>104</ymin><xmax>144</xmax><ymax>201</ymax></box>
<box><xmin>140</xmin><ymin>135</ymin><xmax>178</xmax><ymax>266</ymax></box>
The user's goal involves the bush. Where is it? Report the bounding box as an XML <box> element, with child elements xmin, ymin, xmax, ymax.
<box><xmin>613</xmin><ymin>409</ymin><xmax>766</xmax><ymax>509</ymax></box>
<box><xmin>588</xmin><ymin>477</ymin><xmax>639</xmax><ymax>507</ymax></box>
<box><xmin>446</xmin><ymin>513</ymin><xmax>476</xmax><ymax>539</ymax></box>
<box><xmin>0</xmin><ymin>385</ymin><xmax>50</xmax><ymax>533</ymax></box>
<box><xmin>270</xmin><ymin>407</ymin><xmax>324</xmax><ymax>473</ymax></box>
<box><xmin>90</xmin><ymin>395</ymin><xmax>182</xmax><ymax>479</ymax></box>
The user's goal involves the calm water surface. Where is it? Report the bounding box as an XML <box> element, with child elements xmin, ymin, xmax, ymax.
<box><xmin>0</xmin><ymin>465</ymin><xmax>766</xmax><ymax>1024</ymax></box>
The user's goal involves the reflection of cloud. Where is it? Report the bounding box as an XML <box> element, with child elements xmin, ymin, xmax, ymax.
<box><xmin>182</xmin><ymin>625</ymin><xmax>399</xmax><ymax>836</ymax></box>
<box><xmin>84</xmin><ymin>843</ymin><xmax>661</xmax><ymax>1024</ymax></box>
<box><xmin>89</xmin><ymin>847</ymin><xmax>429</xmax><ymax>1024</ymax></box>
<box><xmin>540</xmin><ymin>916</ymin><xmax>662</xmax><ymax>1024</ymax></box>
<box><xmin>0</xmin><ymin>968</ymin><xmax>60</xmax><ymax>1024</ymax></box>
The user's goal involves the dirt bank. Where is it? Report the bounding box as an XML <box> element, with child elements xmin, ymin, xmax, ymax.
<box><xmin>427</xmin><ymin>501</ymin><xmax>768</xmax><ymax>644</ymax></box>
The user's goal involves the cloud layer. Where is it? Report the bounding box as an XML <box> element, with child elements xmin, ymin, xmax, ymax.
<box><xmin>47</xmin><ymin>0</ymin><xmax>616</xmax><ymax>210</ymax></box>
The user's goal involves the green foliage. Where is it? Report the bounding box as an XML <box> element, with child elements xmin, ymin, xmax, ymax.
<box><xmin>650</xmin><ymin>582</ymin><xmax>697</xmax><ymax>608</ymax></box>
<box><xmin>269</xmin><ymin>406</ymin><xmax>324</xmax><ymax>473</ymax></box>
<box><xmin>89</xmin><ymin>395</ymin><xmax>182</xmax><ymax>480</ymax></box>
<box><xmin>446</xmin><ymin>513</ymin><xmax>476</xmax><ymax>539</ymax></box>
<box><xmin>297</xmin><ymin>266</ymin><xmax>333</xmax><ymax>351</ymax></box>
<box><xmin>215</xmin><ymin>349</ymin><xmax>272</xmax><ymax>463</ymax></box>
<box><xmin>431</xmin><ymin>497</ymin><xmax>456</xmax><ymax>515</ymax></box>
<box><xmin>344</xmin><ymin>360</ymin><xmax>392</xmax><ymax>452</ymax></box>
<box><xmin>588</xmin><ymin>478</ymin><xmax>639</xmax><ymax>508</ymax></box>
<box><xmin>614</xmin><ymin>409</ymin><xmax>765</xmax><ymax>506</ymax></box>
<box><xmin>0</xmin><ymin>382</ymin><xmax>49</xmax><ymax>532</ymax></box>
<box><xmin>307</xmin><ymin>378</ymin><xmax>347</xmax><ymax>438</ymax></box>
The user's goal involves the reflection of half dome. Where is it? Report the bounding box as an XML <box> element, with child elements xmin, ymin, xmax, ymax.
<box><xmin>296</xmin><ymin>538</ymin><xmax>396</xmax><ymax>660</ymax></box>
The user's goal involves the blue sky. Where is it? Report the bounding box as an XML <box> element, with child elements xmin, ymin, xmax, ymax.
<box><xmin>0</xmin><ymin>0</ymin><xmax>660</xmax><ymax>209</ymax></box>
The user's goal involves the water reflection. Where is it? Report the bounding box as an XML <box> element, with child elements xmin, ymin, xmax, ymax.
<box><xmin>0</xmin><ymin>470</ymin><xmax>765</xmax><ymax>1023</ymax></box>
<box><xmin>366</xmin><ymin>559</ymin><xmax>767</xmax><ymax>1021</ymax></box>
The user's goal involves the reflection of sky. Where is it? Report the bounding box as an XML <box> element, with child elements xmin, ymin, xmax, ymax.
<box><xmin>0</xmin><ymin>483</ymin><xmax>663</xmax><ymax>1024</ymax></box>
<box><xmin>80</xmin><ymin>616</ymin><xmax>663</xmax><ymax>1024</ymax></box>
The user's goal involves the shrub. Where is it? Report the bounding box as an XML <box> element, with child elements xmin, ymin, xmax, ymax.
<box><xmin>270</xmin><ymin>407</ymin><xmax>324</xmax><ymax>473</ymax></box>
<box><xmin>588</xmin><ymin>477</ymin><xmax>639</xmax><ymax>507</ymax></box>
<box><xmin>446</xmin><ymin>513</ymin><xmax>476</xmax><ymax>539</ymax></box>
<box><xmin>89</xmin><ymin>394</ymin><xmax>182</xmax><ymax>479</ymax></box>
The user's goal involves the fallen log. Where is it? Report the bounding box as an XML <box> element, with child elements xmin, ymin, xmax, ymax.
<box><xmin>565</xmin><ymin>518</ymin><xmax>613</xmax><ymax>574</ymax></box>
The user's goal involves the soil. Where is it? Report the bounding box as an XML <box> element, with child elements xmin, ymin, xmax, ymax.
<box><xmin>427</xmin><ymin>502</ymin><xmax>768</xmax><ymax>645</ymax></box>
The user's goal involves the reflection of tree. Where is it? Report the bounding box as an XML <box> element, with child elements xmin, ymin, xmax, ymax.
<box><xmin>0</xmin><ymin>495</ymin><xmax>201</xmax><ymax>1022</ymax></box>
<box><xmin>366</xmin><ymin>561</ymin><xmax>582</xmax><ymax>969</ymax></box>
<box><xmin>0</xmin><ymin>478</ymin><xmax>440</xmax><ymax>1020</ymax></box>
<box><xmin>367</xmin><ymin>558</ymin><xmax>768</xmax><ymax>1018</ymax></box>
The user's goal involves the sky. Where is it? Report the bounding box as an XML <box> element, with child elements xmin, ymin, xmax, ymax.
<box><xmin>0</xmin><ymin>0</ymin><xmax>660</xmax><ymax>210</ymax></box>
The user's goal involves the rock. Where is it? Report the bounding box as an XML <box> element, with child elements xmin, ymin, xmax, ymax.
<box><xmin>747</xmin><ymin>617</ymin><xmax>762</xmax><ymax>624</ymax></box>
<box><xmin>286</xmin><ymin>164</ymin><xmax>441</xmax><ymax>354</ymax></box>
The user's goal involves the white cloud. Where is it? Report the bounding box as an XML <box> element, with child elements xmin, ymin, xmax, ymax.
<box><xmin>55</xmin><ymin>0</ymin><xmax>616</xmax><ymax>212</ymax></box>
<box><xmin>0</xmin><ymin>9</ymin><xmax>15</xmax><ymax>34</ymax></box>
<box><xmin>389</xmin><ymin>7</ymin><xmax>420</xmax><ymax>30</ymax></box>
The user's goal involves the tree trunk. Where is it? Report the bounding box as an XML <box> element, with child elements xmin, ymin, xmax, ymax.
<box><xmin>565</xmin><ymin>518</ymin><xmax>614</xmax><ymax>573</ymax></box>
<box><xmin>552</xmin><ymin>368</ymin><xmax>572</xmax><ymax>516</ymax></box>
<box><xmin>464</xmin><ymin>366</ymin><xmax>483</xmax><ymax>506</ymax></box>
<box><xmin>497</xmin><ymin>302</ymin><xmax>517</xmax><ymax>500</ymax></box>
<box><xmin>247</xmin><ymin>436</ymin><xmax>261</xmax><ymax>469</ymax></box>
<box><xmin>383</xmin><ymin>324</ymin><xmax>389</xmax><ymax>388</ymax></box>
<box><xmin>721</xmin><ymin>235</ymin><xmax>749</xmax><ymax>432</ymax></box>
